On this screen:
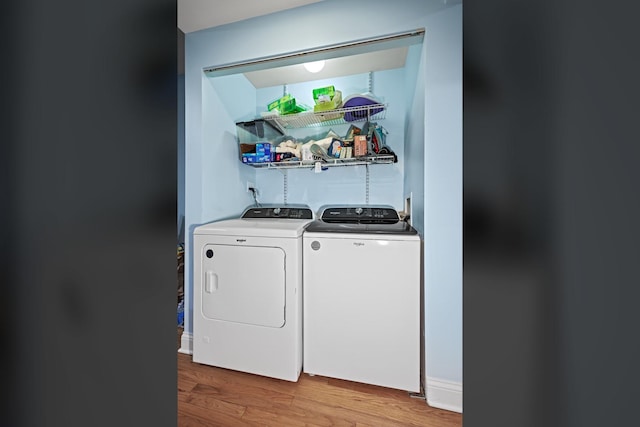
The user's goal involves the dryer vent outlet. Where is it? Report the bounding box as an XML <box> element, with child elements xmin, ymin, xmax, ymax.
<box><xmin>403</xmin><ymin>194</ymin><xmax>412</xmax><ymax>225</ymax></box>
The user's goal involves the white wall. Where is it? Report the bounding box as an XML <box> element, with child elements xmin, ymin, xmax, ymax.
<box><xmin>182</xmin><ymin>0</ymin><xmax>462</xmax><ymax>412</ymax></box>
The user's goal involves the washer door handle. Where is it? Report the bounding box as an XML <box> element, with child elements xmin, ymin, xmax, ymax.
<box><xmin>205</xmin><ymin>271</ymin><xmax>218</xmax><ymax>293</ymax></box>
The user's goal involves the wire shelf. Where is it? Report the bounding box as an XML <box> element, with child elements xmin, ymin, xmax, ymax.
<box><xmin>244</xmin><ymin>154</ymin><xmax>396</xmax><ymax>170</ymax></box>
<box><xmin>262</xmin><ymin>103</ymin><xmax>387</xmax><ymax>131</ymax></box>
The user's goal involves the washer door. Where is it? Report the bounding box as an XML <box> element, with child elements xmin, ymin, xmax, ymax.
<box><xmin>201</xmin><ymin>244</ymin><xmax>286</xmax><ymax>328</ymax></box>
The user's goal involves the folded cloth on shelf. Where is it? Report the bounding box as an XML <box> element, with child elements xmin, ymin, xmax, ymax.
<box><xmin>276</xmin><ymin>139</ymin><xmax>301</xmax><ymax>158</ymax></box>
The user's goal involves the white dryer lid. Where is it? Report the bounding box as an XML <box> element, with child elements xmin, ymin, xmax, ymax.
<box><xmin>194</xmin><ymin>218</ymin><xmax>312</xmax><ymax>238</ymax></box>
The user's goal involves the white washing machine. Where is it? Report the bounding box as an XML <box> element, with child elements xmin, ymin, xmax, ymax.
<box><xmin>303</xmin><ymin>205</ymin><xmax>422</xmax><ymax>392</ymax></box>
<box><xmin>193</xmin><ymin>205</ymin><xmax>314</xmax><ymax>382</ymax></box>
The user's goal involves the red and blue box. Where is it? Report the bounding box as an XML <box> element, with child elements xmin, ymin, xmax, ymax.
<box><xmin>242</xmin><ymin>142</ymin><xmax>273</xmax><ymax>163</ymax></box>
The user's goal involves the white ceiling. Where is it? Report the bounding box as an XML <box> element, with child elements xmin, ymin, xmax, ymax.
<box><xmin>178</xmin><ymin>0</ymin><xmax>325</xmax><ymax>34</ymax></box>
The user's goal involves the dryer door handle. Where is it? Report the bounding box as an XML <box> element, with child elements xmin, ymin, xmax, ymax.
<box><xmin>205</xmin><ymin>271</ymin><xmax>218</xmax><ymax>293</ymax></box>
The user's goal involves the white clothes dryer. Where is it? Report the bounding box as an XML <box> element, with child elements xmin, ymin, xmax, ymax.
<box><xmin>192</xmin><ymin>205</ymin><xmax>314</xmax><ymax>382</ymax></box>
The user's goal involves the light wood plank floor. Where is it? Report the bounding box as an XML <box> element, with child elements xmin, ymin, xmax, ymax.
<box><xmin>178</xmin><ymin>328</ymin><xmax>462</xmax><ymax>426</ymax></box>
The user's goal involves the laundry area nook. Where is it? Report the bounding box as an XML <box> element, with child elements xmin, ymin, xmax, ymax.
<box><xmin>179</xmin><ymin>0</ymin><xmax>462</xmax><ymax>423</ymax></box>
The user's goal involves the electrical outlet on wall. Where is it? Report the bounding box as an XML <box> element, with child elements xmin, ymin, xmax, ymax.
<box><xmin>246</xmin><ymin>181</ymin><xmax>256</xmax><ymax>193</ymax></box>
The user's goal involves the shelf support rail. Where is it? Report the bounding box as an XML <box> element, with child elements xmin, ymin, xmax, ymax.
<box><xmin>281</xmin><ymin>169</ymin><xmax>289</xmax><ymax>205</ymax></box>
<box><xmin>365</xmin><ymin>164</ymin><xmax>370</xmax><ymax>205</ymax></box>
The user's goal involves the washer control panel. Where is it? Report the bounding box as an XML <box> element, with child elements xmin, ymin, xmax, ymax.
<box><xmin>320</xmin><ymin>206</ymin><xmax>399</xmax><ymax>224</ymax></box>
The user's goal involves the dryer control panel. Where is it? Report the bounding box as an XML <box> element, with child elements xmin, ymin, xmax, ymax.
<box><xmin>242</xmin><ymin>206</ymin><xmax>313</xmax><ymax>219</ymax></box>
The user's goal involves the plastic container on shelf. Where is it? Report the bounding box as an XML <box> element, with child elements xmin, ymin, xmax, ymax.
<box><xmin>236</xmin><ymin>119</ymin><xmax>284</xmax><ymax>162</ymax></box>
<box><xmin>236</xmin><ymin>119</ymin><xmax>283</xmax><ymax>144</ymax></box>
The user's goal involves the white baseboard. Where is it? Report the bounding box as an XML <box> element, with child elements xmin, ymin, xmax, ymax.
<box><xmin>178</xmin><ymin>331</ymin><xmax>193</xmax><ymax>355</ymax></box>
<box><xmin>426</xmin><ymin>377</ymin><xmax>463</xmax><ymax>413</ymax></box>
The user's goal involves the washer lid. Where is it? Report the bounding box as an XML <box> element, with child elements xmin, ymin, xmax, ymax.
<box><xmin>304</xmin><ymin>220</ymin><xmax>418</xmax><ymax>235</ymax></box>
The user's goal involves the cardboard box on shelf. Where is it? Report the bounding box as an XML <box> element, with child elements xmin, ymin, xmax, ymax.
<box><xmin>354</xmin><ymin>135</ymin><xmax>368</xmax><ymax>157</ymax></box>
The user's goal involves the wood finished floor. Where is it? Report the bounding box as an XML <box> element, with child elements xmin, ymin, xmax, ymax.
<box><xmin>177</xmin><ymin>328</ymin><xmax>462</xmax><ymax>426</ymax></box>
